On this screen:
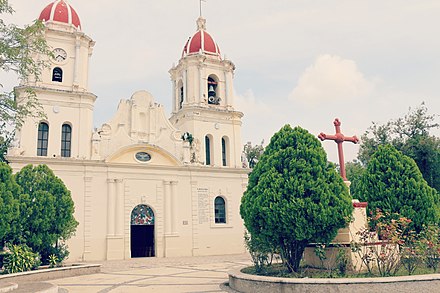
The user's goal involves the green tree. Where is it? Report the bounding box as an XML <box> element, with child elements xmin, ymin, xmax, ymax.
<box><xmin>358</xmin><ymin>144</ymin><xmax>439</xmax><ymax>232</ymax></box>
<box><xmin>240</xmin><ymin>125</ymin><xmax>353</xmax><ymax>272</ymax></box>
<box><xmin>345</xmin><ymin>160</ymin><xmax>365</xmax><ymax>198</ymax></box>
<box><xmin>1</xmin><ymin>0</ymin><xmax>50</xmax><ymax>162</ymax></box>
<box><xmin>359</xmin><ymin>103</ymin><xmax>440</xmax><ymax>192</ymax></box>
<box><xmin>243</xmin><ymin>140</ymin><xmax>264</xmax><ymax>168</ymax></box>
<box><xmin>0</xmin><ymin>162</ymin><xmax>19</xmax><ymax>246</ymax></box>
<box><xmin>13</xmin><ymin>165</ymin><xmax>78</xmax><ymax>262</ymax></box>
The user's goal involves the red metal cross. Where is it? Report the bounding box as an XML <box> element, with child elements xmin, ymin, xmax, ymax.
<box><xmin>318</xmin><ymin>118</ymin><xmax>359</xmax><ymax>181</ymax></box>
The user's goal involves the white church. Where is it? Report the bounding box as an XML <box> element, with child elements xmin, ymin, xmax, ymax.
<box><xmin>8</xmin><ymin>0</ymin><xmax>249</xmax><ymax>261</ymax></box>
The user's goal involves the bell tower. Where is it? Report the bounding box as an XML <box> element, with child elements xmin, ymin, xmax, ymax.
<box><xmin>169</xmin><ymin>17</ymin><xmax>243</xmax><ymax>168</ymax></box>
<box><xmin>11</xmin><ymin>0</ymin><xmax>95</xmax><ymax>159</ymax></box>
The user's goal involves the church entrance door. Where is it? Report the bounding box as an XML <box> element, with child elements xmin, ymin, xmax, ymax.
<box><xmin>130</xmin><ymin>204</ymin><xmax>155</xmax><ymax>257</ymax></box>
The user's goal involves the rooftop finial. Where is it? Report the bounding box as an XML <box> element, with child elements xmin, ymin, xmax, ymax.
<box><xmin>197</xmin><ymin>17</ymin><xmax>206</xmax><ymax>30</ymax></box>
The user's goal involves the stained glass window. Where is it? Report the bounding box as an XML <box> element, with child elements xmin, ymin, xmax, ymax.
<box><xmin>131</xmin><ymin>205</ymin><xmax>154</xmax><ymax>225</ymax></box>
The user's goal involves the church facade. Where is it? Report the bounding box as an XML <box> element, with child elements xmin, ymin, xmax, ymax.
<box><xmin>8</xmin><ymin>0</ymin><xmax>248</xmax><ymax>261</ymax></box>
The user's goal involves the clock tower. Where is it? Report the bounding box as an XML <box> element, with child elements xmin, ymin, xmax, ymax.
<box><xmin>169</xmin><ymin>17</ymin><xmax>243</xmax><ymax>168</ymax></box>
<box><xmin>11</xmin><ymin>0</ymin><xmax>95</xmax><ymax>159</ymax></box>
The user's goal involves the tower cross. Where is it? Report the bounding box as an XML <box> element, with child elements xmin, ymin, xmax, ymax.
<box><xmin>199</xmin><ymin>0</ymin><xmax>207</xmax><ymax>17</ymax></box>
<box><xmin>318</xmin><ymin>118</ymin><xmax>359</xmax><ymax>181</ymax></box>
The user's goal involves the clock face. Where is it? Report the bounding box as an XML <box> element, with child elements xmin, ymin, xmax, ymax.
<box><xmin>135</xmin><ymin>152</ymin><xmax>151</xmax><ymax>162</ymax></box>
<box><xmin>53</xmin><ymin>48</ymin><xmax>67</xmax><ymax>63</ymax></box>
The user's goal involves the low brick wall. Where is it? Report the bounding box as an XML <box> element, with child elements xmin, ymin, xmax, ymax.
<box><xmin>228</xmin><ymin>268</ymin><xmax>440</xmax><ymax>293</ymax></box>
<box><xmin>0</xmin><ymin>264</ymin><xmax>100</xmax><ymax>283</ymax></box>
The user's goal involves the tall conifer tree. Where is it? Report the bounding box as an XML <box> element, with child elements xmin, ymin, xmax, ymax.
<box><xmin>241</xmin><ymin>125</ymin><xmax>353</xmax><ymax>272</ymax></box>
<box><xmin>359</xmin><ymin>144</ymin><xmax>439</xmax><ymax>231</ymax></box>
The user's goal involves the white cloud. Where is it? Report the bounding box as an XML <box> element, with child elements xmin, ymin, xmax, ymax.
<box><xmin>235</xmin><ymin>89</ymin><xmax>268</xmax><ymax>114</ymax></box>
<box><xmin>235</xmin><ymin>89</ymin><xmax>287</xmax><ymax>145</ymax></box>
<box><xmin>289</xmin><ymin>55</ymin><xmax>374</xmax><ymax>106</ymax></box>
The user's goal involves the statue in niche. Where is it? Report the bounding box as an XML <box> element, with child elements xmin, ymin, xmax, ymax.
<box><xmin>190</xmin><ymin>138</ymin><xmax>202</xmax><ymax>164</ymax></box>
<box><xmin>241</xmin><ymin>152</ymin><xmax>249</xmax><ymax>168</ymax></box>
<box><xmin>91</xmin><ymin>131</ymin><xmax>101</xmax><ymax>158</ymax></box>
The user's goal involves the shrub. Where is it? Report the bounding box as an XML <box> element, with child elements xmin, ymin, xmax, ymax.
<box><xmin>336</xmin><ymin>248</ymin><xmax>350</xmax><ymax>275</ymax></box>
<box><xmin>350</xmin><ymin>210</ymin><xmax>434</xmax><ymax>277</ymax></box>
<box><xmin>313</xmin><ymin>244</ymin><xmax>351</xmax><ymax>276</ymax></box>
<box><xmin>418</xmin><ymin>225</ymin><xmax>440</xmax><ymax>273</ymax></box>
<box><xmin>48</xmin><ymin>254</ymin><xmax>59</xmax><ymax>268</ymax></box>
<box><xmin>44</xmin><ymin>242</ymin><xmax>70</xmax><ymax>264</ymax></box>
<box><xmin>400</xmin><ymin>230</ymin><xmax>423</xmax><ymax>275</ymax></box>
<box><xmin>3</xmin><ymin>244</ymin><xmax>40</xmax><ymax>274</ymax></box>
<box><xmin>244</xmin><ymin>231</ymin><xmax>276</xmax><ymax>273</ymax></box>
<box><xmin>351</xmin><ymin>210</ymin><xmax>412</xmax><ymax>276</ymax></box>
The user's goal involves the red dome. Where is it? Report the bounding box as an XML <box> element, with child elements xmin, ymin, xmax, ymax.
<box><xmin>39</xmin><ymin>0</ymin><xmax>81</xmax><ymax>30</ymax></box>
<box><xmin>182</xmin><ymin>18</ymin><xmax>221</xmax><ymax>59</ymax></box>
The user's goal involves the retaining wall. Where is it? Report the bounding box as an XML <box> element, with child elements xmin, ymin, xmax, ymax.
<box><xmin>0</xmin><ymin>264</ymin><xmax>100</xmax><ymax>283</ymax></box>
<box><xmin>229</xmin><ymin>268</ymin><xmax>440</xmax><ymax>293</ymax></box>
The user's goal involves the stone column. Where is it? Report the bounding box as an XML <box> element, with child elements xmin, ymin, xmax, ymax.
<box><xmin>106</xmin><ymin>178</ymin><xmax>125</xmax><ymax>260</ymax></box>
<box><xmin>86</xmin><ymin>48</ymin><xmax>92</xmax><ymax>90</ymax></box>
<box><xmin>73</xmin><ymin>37</ymin><xmax>81</xmax><ymax>87</ymax></box>
<box><xmin>172</xmin><ymin>79</ymin><xmax>176</xmax><ymax>112</ymax></box>
<box><xmin>230</xmin><ymin>70</ymin><xmax>235</xmax><ymax>107</ymax></box>
<box><xmin>198</xmin><ymin>66</ymin><xmax>203</xmax><ymax>104</ymax></box>
<box><xmin>164</xmin><ymin>181</ymin><xmax>172</xmax><ymax>235</ymax></box>
<box><xmin>183</xmin><ymin>70</ymin><xmax>188</xmax><ymax>104</ymax></box>
<box><xmin>224</xmin><ymin>71</ymin><xmax>229</xmax><ymax>106</ymax></box>
<box><xmin>115</xmin><ymin>179</ymin><xmax>124</xmax><ymax>236</ymax></box>
<box><xmin>107</xmin><ymin>179</ymin><xmax>116</xmax><ymax>236</ymax></box>
<box><xmin>171</xmin><ymin>181</ymin><xmax>178</xmax><ymax>234</ymax></box>
<box><xmin>190</xmin><ymin>181</ymin><xmax>199</xmax><ymax>255</ymax></box>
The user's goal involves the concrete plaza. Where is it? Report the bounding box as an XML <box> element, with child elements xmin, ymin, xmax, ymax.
<box><xmin>52</xmin><ymin>253</ymin><xmax>251</xmax><ymax>293</ymax></box>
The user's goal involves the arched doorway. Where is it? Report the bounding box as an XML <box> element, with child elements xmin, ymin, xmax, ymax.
<box><xmin>130</xmin><ymin>204</ymin><xmax>155</xmax><ymax>257</ymax></box>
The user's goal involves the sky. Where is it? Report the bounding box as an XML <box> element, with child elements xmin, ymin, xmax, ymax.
<box><xmin>2</xmin><ymin>0</ymin><xmax>440</xmax><ymax>163</ymax></box>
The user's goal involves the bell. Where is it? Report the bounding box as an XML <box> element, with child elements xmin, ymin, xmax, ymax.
<box><xmin>208</xmin><ymin>85</ymin><xmax>215</xmax><ymax>95</ymax></box>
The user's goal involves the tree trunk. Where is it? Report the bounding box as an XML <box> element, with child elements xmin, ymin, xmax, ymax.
<box><xmin>280</xmin><ymin>240</ymin><xmax>307</xmax><ymax>272</ymax></box>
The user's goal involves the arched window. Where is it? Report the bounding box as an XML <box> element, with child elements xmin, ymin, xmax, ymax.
<box><xmin>207</xmin><ymin>75</ymin><xmax>220</xmax><ymax>105</ymax></box>
<box><xmin>37</xmin><ymin>122</ymin><xmax>49</xmax><ymax>156</ymax></box>
<box><xmin>214</xmin><ymin>196</ymin><xmax>226</xmax><ymax>224</ymax></box>
<box><xmin>61</xmin><ymin>124</ymin><xmax>72</xmax><ymax>157</ymax></box>
<box><xmin>177</xmin><ymin>80</ymin><xmax>184</xmax><ymax>110</ymax></box>
<box><xmin>221</xmin><ymin>137</ymin><xmax>228</xmax><ymax>166</ymax></box>
<box><xmin>179</xmin><ymin>86</ymin><xmax>184</xmax><ymax>109</ymax></box>
<box><xmin>52</xmin><ymin>67</ymin><xmax>63</xmax><ymax>82</ymax></box>
<box><xmin>205</xmin><ymin>135</ymin><xmax>212</xmax><ymax>165</ymax></box>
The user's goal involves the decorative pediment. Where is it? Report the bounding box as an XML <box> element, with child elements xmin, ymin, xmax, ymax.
<box><xmin>92</xmin><ymin>90</ymin><xmax>189</xmax><ymax>164</ymax></box>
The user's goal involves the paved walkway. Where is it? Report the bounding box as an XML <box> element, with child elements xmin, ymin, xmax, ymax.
<box><xmin>51</xmin><ymin>254</ymin><xmax>252</xmax><ymax>293</ymax></box>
